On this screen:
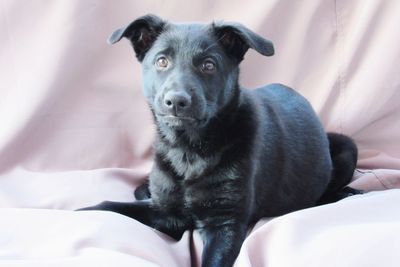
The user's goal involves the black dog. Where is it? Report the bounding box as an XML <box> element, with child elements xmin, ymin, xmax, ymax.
<box><xmin>80</xmin><ymin>15</ymin><xmax>359</xmax><ymax>267</ymax></box>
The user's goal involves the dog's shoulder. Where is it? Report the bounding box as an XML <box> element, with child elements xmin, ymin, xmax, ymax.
<box><xmin>250</xmin><ymin>83</ymin><xmax>317</xmax><ymax>118</ymax></box>
<box><xmin>253</xmin><ymin>83</ymin><xmax>304</xmax><ymax>103</ymax></box>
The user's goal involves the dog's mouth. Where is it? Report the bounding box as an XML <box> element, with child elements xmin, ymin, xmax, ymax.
<box><xmin>156</xmin><ymin>114</ymin><xmax>207</xmax><ymax>129</ymax></box>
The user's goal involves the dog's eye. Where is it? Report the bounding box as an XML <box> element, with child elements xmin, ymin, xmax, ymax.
<box><xmin>201</xmin><ymin>59</ymin><xmax>216</xmax><ymax>73</ymax></box>
<box><xmin>156</xmin><ymin>57</ymin><xmax>169</xmax><ymax>69</ymax></box>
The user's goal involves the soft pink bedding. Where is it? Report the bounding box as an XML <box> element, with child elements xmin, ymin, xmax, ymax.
<box><xmin>1</xmin><ymin>1</ymin><xmax>399</xmax><ymax>266</ymax></box>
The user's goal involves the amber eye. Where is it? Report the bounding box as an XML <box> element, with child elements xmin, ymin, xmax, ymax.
<box><xmin>201</xmin><ymin>59</ymin><xmax>216</xmax><ymax>73</ymax></box>
<box><xmin>156</xmin><ymin>56</ymin><xmax>169</xmax><ymax>69</ymax></box>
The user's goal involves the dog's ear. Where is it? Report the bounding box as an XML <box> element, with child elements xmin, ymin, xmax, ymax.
<box><xmin>108</xmin><ymin>14</ymin><xmax>166</xmax><ymax>61</ymax></box>
<box><xmin>212</xmin><ymin>22</ymin><xmax>274</xmax><ymax>62</ymax></box>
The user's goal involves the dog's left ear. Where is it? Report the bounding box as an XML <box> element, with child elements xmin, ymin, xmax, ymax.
<box><xmin>212</xmin><ymin>22</ymin><xmax>274</xmax><ymax>62</ymax></box>
<box><xmin>108</xmin><ymin>14</ymin><xmax>166</xmax><ymax>61</ymax></box>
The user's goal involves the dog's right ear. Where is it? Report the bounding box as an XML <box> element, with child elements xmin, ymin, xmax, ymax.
<box><xmin>108</xmin><ymin>14</ymin><xmax>166</xmax><ymax>61</ymax></box>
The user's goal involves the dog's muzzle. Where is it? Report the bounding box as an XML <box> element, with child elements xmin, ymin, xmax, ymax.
<box><xmin>163</xmin><ymin>90</ymin><xmax>192</xmax><ymax>116</ymax></box>
<box><xmin>156</xmin><ymin>114</ymin><xmax>209</xmax><ymax>130</ymax></box>
<box><xmin>159</xmin><ymin>115</ymin><xmax>195</xmax><ymax>128</ymax></box>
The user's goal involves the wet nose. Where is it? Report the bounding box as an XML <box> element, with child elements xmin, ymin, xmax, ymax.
<box><xmin>163</xmin><ymin>91</ymin><xmax>192</xmax><ymax>114</ymax></box>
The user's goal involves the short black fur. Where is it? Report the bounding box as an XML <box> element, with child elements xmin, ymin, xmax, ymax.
<box><xmin>79</xmin><ymin>15</ymin><xmax>359</xmax><ymax>267</ymax></box>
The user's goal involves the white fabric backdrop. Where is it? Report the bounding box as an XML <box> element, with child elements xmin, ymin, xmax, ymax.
<box><xmin>0</xmin><ymin>0</ymin><xmax>399</xmax><ymax>266</ymax></box>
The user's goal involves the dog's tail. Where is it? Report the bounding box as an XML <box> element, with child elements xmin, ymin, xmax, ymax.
<box><xmin>318</xmin><ymin>133</ymin><xmax>361</xmax><ymax>204</ymax></box>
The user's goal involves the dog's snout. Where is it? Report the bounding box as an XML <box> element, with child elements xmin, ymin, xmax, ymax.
<box><xmin>163</xmin><ymin>91</ymin><xmax>192</xmax><ymax>113</ymax></box>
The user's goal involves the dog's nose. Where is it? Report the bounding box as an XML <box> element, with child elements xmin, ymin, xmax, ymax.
<box><xmin>163</xmin><ymin>91</ymin><xmax>192</xmax><ymax>113</ymax></box>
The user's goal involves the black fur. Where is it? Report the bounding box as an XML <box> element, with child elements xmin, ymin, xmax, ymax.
<box><xmin>318</xmin><ymin>133</ymin><xmax>362</xmax><ymax>204</ymax></box>
<box><xmin>79</xmin><ymin>15</ymin><xmax>359</xmax><ymax>267</ymax></box>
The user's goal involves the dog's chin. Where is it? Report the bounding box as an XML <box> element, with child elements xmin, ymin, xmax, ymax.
<box><xmin>156</xmin><ymin>115</ymin><xmax>206</xmax><ymax>130</ymax></box>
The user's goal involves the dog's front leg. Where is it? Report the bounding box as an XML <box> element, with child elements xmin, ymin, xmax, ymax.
<box><xmin>78</xmin><ymin>199</ymin><xmax>154</xmax><ymax>223</ymax></box>
<box><xmin>78</xmin><ymin>200</ymin><xmax>187</xmax><ymax>240</ymax></box>
<box><xmin>200</xmin><ymin>223</ymin><xmax>247</xmax><ymax>267</ymax></box>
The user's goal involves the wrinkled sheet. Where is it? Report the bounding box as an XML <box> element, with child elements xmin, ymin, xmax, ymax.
<box><xmin>0</xmin><ymin>190</ymin><xmax>399</xmax><ymax>267</ymax></box>
<box><xmin>1</xmin><ymin>0</ymin><xmax>399</xmax><ymax>266</ymax></box>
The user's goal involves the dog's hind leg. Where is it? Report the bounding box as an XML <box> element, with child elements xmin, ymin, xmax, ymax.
<box><xmin>318</xmin><ymin>133</ymin><xmax>362</xmax><ymax>205</ymax></box>
<box><xmin>134</xmin><ymin>181</ymin><xmax>151</xmax><ymax>200</ymax></box>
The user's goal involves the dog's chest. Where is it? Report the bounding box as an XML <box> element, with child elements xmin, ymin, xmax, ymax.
<box><xmin>165</xmin><ymin>147</ymin><xmax>213</xmax><ymax>180</ymax></box>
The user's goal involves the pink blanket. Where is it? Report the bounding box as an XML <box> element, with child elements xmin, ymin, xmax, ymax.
<box><xmin>1</xmin><ymin>0</ymin><xmax>399</xmax><ymax>266</ymax></box>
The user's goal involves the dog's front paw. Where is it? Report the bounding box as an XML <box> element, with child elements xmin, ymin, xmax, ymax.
<box><xmin>75</xmin><ymin>201</ymin><xmax>114</xmax><ymax>211</ymax></box>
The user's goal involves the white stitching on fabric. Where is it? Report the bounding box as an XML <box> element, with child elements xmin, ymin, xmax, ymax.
<box><xmin>334</xmin><ymin>0</ymin><xmax>346</xmax><ymax>134</ymax></box>
<box><xmin>356</xmin><ymin>169</ymin><xmax>389</xmax><ymax>189</ymax></box>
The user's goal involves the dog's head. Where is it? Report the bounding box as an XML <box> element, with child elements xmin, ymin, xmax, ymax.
<box><xmin>109</xmin><ymin>15</ymin><xmax>274</xmax><ymax>138</ymax></box>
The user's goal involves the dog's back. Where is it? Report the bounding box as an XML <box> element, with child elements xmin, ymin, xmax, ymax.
<box><xmin>245</xmin><ymin>83</ymin><xmax>332</xmax><ymax>219</ymax></box>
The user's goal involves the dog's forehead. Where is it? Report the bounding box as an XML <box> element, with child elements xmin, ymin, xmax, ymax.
<box><xmin>157</xmin><ymin>23</ymin><xmax>217</xmax><ymax>52</ymax></box>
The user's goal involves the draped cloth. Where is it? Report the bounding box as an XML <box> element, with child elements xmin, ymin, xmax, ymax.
<box><xmin>1</xmin><ymin>1</ymin><xmax>399</xmax><ymax>266</ymax></box>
